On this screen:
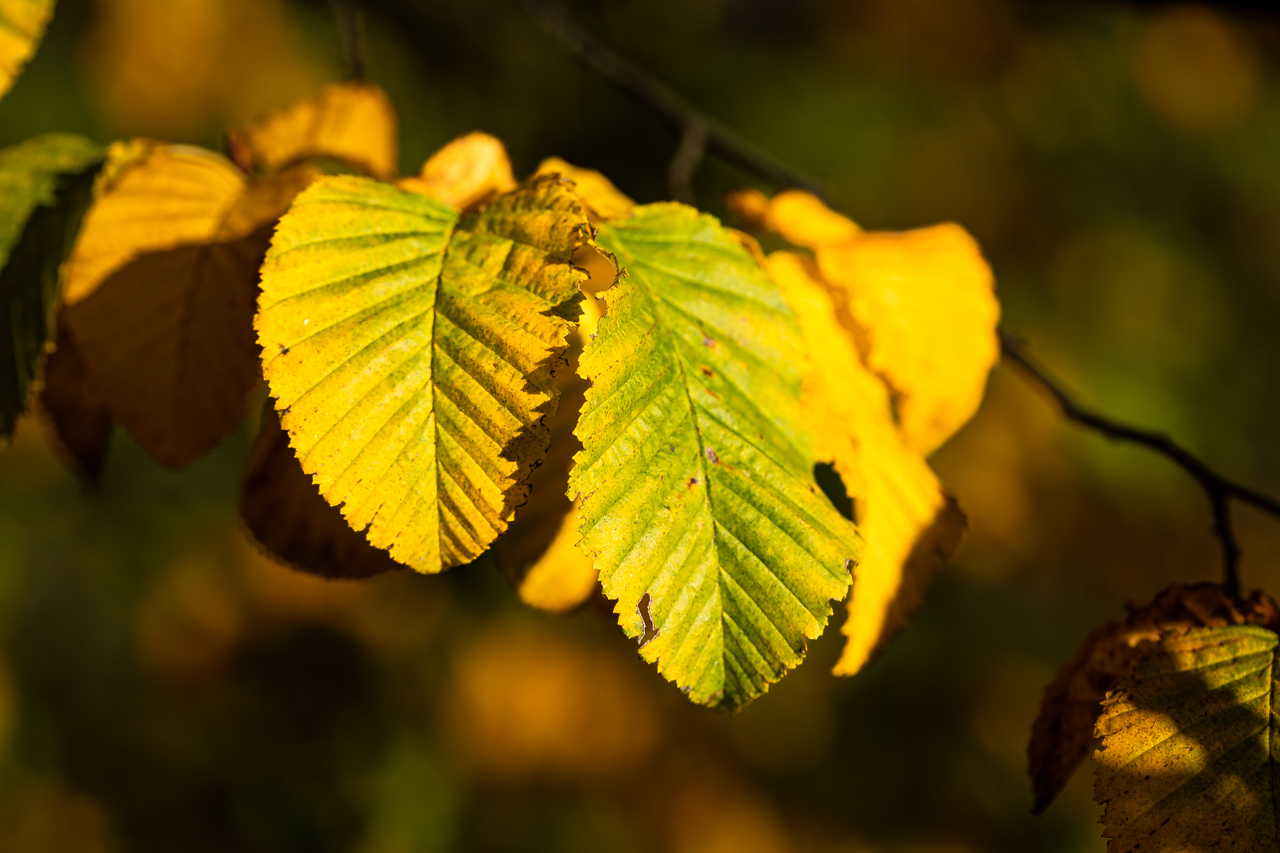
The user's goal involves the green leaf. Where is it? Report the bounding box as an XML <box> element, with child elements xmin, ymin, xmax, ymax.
<box><xmin>256</xmin><ymin>173</ymin><xmax>590</xmax><ymax>574</ymax></box>
<box><xmin>571</xmin><ymin>202</ymin><xmax>860</xmax><ymax>710</ymax></box>
<box><xmin>1095</xmin><ymin>624</ymin><xmax>1280</xmax><ymax>851</ymax></box>
<box><xmin>0</xmin><ymin>132</ymin><xmax>104</xmax><ymax>439</ymax></box>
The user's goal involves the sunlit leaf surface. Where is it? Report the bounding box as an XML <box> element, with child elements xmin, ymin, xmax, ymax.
<box><xmin>535</xmin><ymin>157</ymin><xmax>636</xmax><ymax>222</ymax></box>
<box><xmin>0</xmin><ymin>0</ymin><xmax>53</xmax><ymax>101</ymax></box>
<box><xmin>398</xmin><ymin>132</ymin><xmax>515</xmax><ymax>212</ymax></box>
<box><xmin>0</xmin><ymin>132</ymin><xmax>103</xmax><ymax>439</ymax></box>
<box><xmin>1095</xmin><ymin>624</ymin><xmax>1280</xmax><ymax>852</ymax></box>
<box><xmin>257</xmin><ymin>174</ymin><xmax>589</xmax><ymax>574</ymax></box>
<box><xmin>572</xmin><ymin>203</ymin><xmax>859</xmax><ymax>710</ymax></box>
<box><xmin>768</xmin><ymin>251</ymin><xmax>966</xmax><ymax>678</ymax></box>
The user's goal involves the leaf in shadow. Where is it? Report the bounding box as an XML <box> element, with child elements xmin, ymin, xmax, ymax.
<box><xmin>1029</xmin><ymin>582</ymin><xmax>1280</xmax><ymax>814</ymax></box>
<box><xmin>241</xmin><ymin>404</ymin><xmax>406</xmax><ymax>579</ymax></box>
<box><xmin>37</xmin><ymin>323</ymin><xmax>112</xmax><ymax>489</ymax></box>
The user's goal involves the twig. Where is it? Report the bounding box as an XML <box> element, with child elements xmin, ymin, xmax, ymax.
<box><xmin>330</xmin><ymin>0</ymin><xmax>367</xmax><ymax>80</ymax></box>
<box><xmin>506</xmin><ymin>0</ymin><xmax>1280</xmax><ymax>595</ymax></box>
<box><xmin>511</xmin><ymin>0</ymin><xmax>826</xmax><ymax>200</ymax></box>
<box><xmin>1000</xmin><ymin>331</ymin><xmax>1280</xmax><ymax>598</ymax></box>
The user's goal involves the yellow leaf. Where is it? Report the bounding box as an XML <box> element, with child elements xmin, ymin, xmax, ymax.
<box><xmin>768</xmin><ymin>251</ymin><xmax>966</xmax><ymax>677</ymax></box>
<box><xmin>241</xmin><ymin>404</ymin><xmax>406</xmax><ymax>579</ymax></box>
<box><xmin>0</xmin><ymin>0</ymin><xmax>53</xmax><ymax>101</ymax></box>
<box><xmin>816</xmin><ymin>223</ymin><xmax>999</xmax><ymax>455</ymax></box>
<box><xmin>61</xmin><ymin>141</ymin><xmax>317</xmax><ymax>467</ymax></box>
<box><xmin>61</xmin><ymin>141</ymin><xmax>247</xmax><ymax>306</ymax></box>
<box><xmin>535</xmin><ymin>157</ymin><xmax>635</xmax><ymax>222</ymax></box>
<box><xmin>398</xmin><ymin>131</ymin><xmax>516</xmax><ymax>212</ymax></box>
<box><xmin>227</xmin><ymin>81</ymin><xmax>398</xmax><ymax>180</ymax></box>
<box><xmin>256</xmin><ymin>175</ymin><xmax>590</xmax><ymax>573</ymax></box>
<box><xmin>725</xmin><ymin>187</ymin><xmax>860</xmax><ymax>249</ymax></box>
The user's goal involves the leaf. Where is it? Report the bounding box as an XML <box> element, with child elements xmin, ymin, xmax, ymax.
<box><xmin>227</xmin><ymin>81</ymin><xmax>399</xmax><ymax>181</ymax></box>
<box><xmin>1095</xmin><ymin>623</ymin><xmax>1280</xmax><ymax>852</ymax></box>
<box><xmin>256</xmin><ymin>174</ymin><xmax>590</xmax><ymax>574</ymax></box>
<box><xmin>240</xmin><ymin>404</ymin><xmax>406</xmax><ymax>579</ymax></box>
<box><xmin>0</xmin><ymin>132</ymin><xmax>104</xmax><ymax>440</ymax></box>
<box><xmin>493</xmin><ymin>336</ymin><xmax>597</xmax><ymax>614</ymax></box>
<box><xmin>37</xmin><ymin>323</ymin><xmax>112</xmax><ymax>488</ymax></box>
<box><xmin>398</xmin><ymin>132</ymin><xmax>516</xmax><ymax>212</ymax></box>
<box><xmin>728</xmin><ymin>189</ymin><xmax>999</xmax><ymax>456</ymax></box>
<box><xmin>1030</xmin><ymin>583</ymin><xmax>1280</xmax><ymax>814</ymax></box>
<box><xmin>571</xmin><ymin>202</ymin><xmax>859</xmax><ymax>710</ymax></box>
<box><xmin>767</xmin><ymin>251</ymin><xmax>967</xmax><ymax>678</ymax></box>
<box><xmin>0</xmin><ymin>0</ymin><xmax>53</xmax><ymax>101</ymax></box>
<box><xmin>61</xmin><ymin>141</ymin><xmax>315</xmax><ymax>467</ymax></box>
<box><xmin>535</xmin><ymin>158</ymin><xmax>636</xmax><ymax>222</ymax></box>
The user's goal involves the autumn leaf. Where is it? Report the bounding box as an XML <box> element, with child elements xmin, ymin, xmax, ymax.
<box><xmin>60</xmin><ymin>141</ymin><xmax>315</xmax><ymax>468</ymax></box>
<box><xmin>227</xmin><ymin>81</ymin><xmax>399</xmax><ymax>180</ymax></box>
<box><xmin>0</xmin><ymin>0</ymin><xmax>53</xmax><ymax>101</ymax></box>
<box><xmin>492</xmin><ymin>337</ymin><xmax>597</xmax><ymax>614</ymax></box>
<box><xmin>37</xmin><ymin>324</ymin><xmax>111</xmax><ymax>488</ymax></box>
<box><xmin>535</xmin><ymin>158</ymin><xmax>636</xmax><ymax>222</ymax></box>
<box><xmin>398</xmin><ymin>132</ymin><xmax>516</xmax><ymax>212</ymax></box>
<box><xmin>767</xmin><ymin>251</ymin><xmax>966</xmax><ymax>678</ymax></box>
<box><xmin>240</xmin><ymin>404</ymin><xmax>406</xmax><ymax>579</ymax></box>
<box><xmin>0</xmin><ymin>132</ymin><xmax>103</xmax><ymax>440</ymax></box>
<box><xmin>1095</xmin><ymin>622</ymin><xmax>1280</xmax><ymax>852</ymax></box>
<box><xmin>728</xmin><ymin>188</ymin><xmax>999</xmax><ymax>456</ymax></box>
<box><xmin>1029</xmin><ymin>582</ymin><xmax>1279</xmax><ymax>814</ymax></box>
<box><xmin>256</xmin><ymin>174</ymin><xmax>589</xmax><ymax>574</ymax></box>
<box><xmin>571</xmin><ymin>203</ymin><xmax>859</xmax><ymax>710</ymax></box>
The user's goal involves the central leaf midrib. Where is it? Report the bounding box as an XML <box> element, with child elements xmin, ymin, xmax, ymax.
<box><xmin>609</xmin><ymin>235</ymin><xmax>727</xmax><ymax>688</ymax></box>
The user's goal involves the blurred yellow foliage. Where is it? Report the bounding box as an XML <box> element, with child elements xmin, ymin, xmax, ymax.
<box><xmin>83</xmin><ymin>0</ymin><xmax>326</xmax><ymax>139</ymax></box>
<box><xmin>535</xmin><ymin>157</ymin><xmax>636</xmax><ymax>222</ymax></box>
<box><xmin>230</xmin><ymin>82</ymin><xmax>399</xmax><ymax>180</ymax></box>
<box><xmin>0</xmin><ymin>0</ymin><xmax>53</xmax><ymax>101</ymax></box>
<box><xmin>516</xmin><ymin>496</ymin><xmax>597</xmax><ymax>613</ymax></box>
<box><xmin>1134</xmin><ymin>5</ymin><xmax>1258</xmax><ymax>131</ymax></box>
<box><xmin>447</xmin><ymin>622</ymin><xmax>660</xmax><ymax>780</ymax></box>
<box><xmin>399</xmin><ymin>131</ymin><xmax>514</xmax><ymax>210</ymax></box>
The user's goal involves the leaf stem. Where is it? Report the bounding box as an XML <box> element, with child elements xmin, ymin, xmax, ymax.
<box><xmin>510</xmin><ymin>0</ymin><xmax>826</xmax><ymax>200</ymax></box>
<box><xmin>999</xmin><ymin>331</ymin><xmax>1280</xmax><ymax>598</ymax></box>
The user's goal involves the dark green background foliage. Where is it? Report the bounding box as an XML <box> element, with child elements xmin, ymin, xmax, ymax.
<box><xmin>2</xmin><ymin>1</ymin><xmax>1280</xmax><ymax>851</ymax></box>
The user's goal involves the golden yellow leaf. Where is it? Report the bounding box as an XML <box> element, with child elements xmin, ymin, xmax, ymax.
<box><xmin>241</xmin><ymin>404</ymin><xmax>406</xmax><ymax>579</ymax></box>
<box><xmin>61</xmin><ymin>142</ymin><xmax>317</xmax><ymax>467</ymax></box>
<box><xmin>256</xmin><ymin>175</ymin><xmax>589</xmax><ymax>573</ymax></box>
<box><xmin>816</xmin><ymin>223</ymin><xmax>999</xmax><ymax>455</ymax></box>
<box><xmin>535</xmin><ymin>157</ymin><xmax>635</xmax><ymax>222</ymax></box>
<box><xmin>227</xmin><ymin>81</ymin><xmax>398</xmax><ymax>180</ymax></box>
<box><xmin>398</xmin><ymin>131</ymin><xmax>516</xmax><ymax>211</ymax></box>
<box><xmin>516</xmin><ymin>499</ymin><xmax>598</xmax><ymax>614</ymax></box>
<box><xmin>725</xmin><ymin>187</ymin><xmax>860</xmax><ymax>249</ymax></box>
<box><xmin>767</xmin><ymin>251</ymin><xmax>966</xmax><ymax>677</ymax></box>
<box><xmin>0</xmin><ymin>0</ymin><xmax>53</xmax><ymax>101</ymax></box>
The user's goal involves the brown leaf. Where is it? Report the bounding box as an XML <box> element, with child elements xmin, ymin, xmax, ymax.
<box><xmin>240</xmin><ymin>404</ymin><xmax>406</xmax><ymax>579</ymax></box>
<box><xmin>36</xmin><ymin>323</ymin><xmax>112</xmax><ymax>489</ymax></box>
<box><xmin>61</xmin><ymin>146</ymin><xmax>316</xmax><ymax>469</ymax></box>
<box><xmin>1028</xmin><ymin>582</ymin><xmax>1280</xmax><ymax>813</ymax></box>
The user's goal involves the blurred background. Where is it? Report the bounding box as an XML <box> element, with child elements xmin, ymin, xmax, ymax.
<box><xmin>3</xmin><ymin>0</ymin><xmax>1280</xmax><ymax>850</ymax></box>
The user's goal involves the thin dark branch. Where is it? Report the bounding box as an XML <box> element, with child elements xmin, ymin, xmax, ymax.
<box><xmin>511</xmin><ymin>0</ymin><xmax>826</xmax><ymax>199</ymax></box>
<box><xmin>330</xmin><ymin>0</ymin><xmax>367</xmax><ymax>80</ymax></box>
<box><xmin>1000</xmin><ymin>330</ymin><xmax>1280</xmax><ymax>598</ymax></box>
<box><xmin>668</xmin><ymin>122</ymin><xmax>709</xmax><ymax>205</ymax></box>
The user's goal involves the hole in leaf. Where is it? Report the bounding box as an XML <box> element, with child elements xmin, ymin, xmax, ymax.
<box><xmin>814</xmin><ymin>462</ymin><xmax>854</xmax><ymax>522</ymax></box>
<box><xmin>637</xmin><ymin>592</ymin><xmax>658</xmax><ymax>648</ymax></box>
